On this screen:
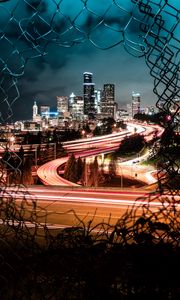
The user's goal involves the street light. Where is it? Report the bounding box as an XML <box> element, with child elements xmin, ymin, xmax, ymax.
<box><xmin>81</xmin><ymin>130</ymin><xmax>85</xmax><ymax>138</ymax></box>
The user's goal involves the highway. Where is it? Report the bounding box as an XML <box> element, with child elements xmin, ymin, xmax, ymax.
<box><xmin>37</xmin><ymin>128</ymin><xmax>133</xmax><ymax>185</ymax></box>
<box><xmin>1</xmin><ymin>123</ymin><xmax>168</xmax><ymax>229</ymax></box>
<box><xmin>116</xmin><ymin>148</ymin><xmax>158</xmax><ymax>185</ymax></box>
<box><xmin>2</xmin><ymin>186</ymin><xmax>177</xmax><ymax>229</ymax></box>
<box><xmin>37</xmin><ymin>123</ymin><xmax>163</xmax><ymax>186</ymax></box>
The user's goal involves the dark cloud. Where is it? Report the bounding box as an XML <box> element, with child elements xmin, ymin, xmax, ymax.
<box><xmin>0</xmin><ymin>0</ymin><xmax>178</xmax><ymax>121</ymax></box>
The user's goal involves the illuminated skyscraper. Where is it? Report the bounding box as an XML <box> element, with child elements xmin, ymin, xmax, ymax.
<box><xmin>68</xmin><ymin>92</ymin><xmax>76</xmax><ymax>113</ymax></box>
<box><xmin>40</xmin><ymin>105</ymin><xmax>50</xmax><ymax>125</ymax></box>
<box><xmin>127</xmin><ymin>104</ymin><xmax>132</xmax><ymax>119</ymax></box>
<box><xmin>71</xmin><ymin>96</ymin><xmax>84</xmax><ymax>119</ymax></box>
<box><xmin>83</xmin><ymin>72</ymin><xmax>96</xmax><ymax>117</ymax></box>
<box><xmin>101</xmin><ymin>84</ymin><xmax>115</xmax><ymax>118</ymax></box>
<box><xmin>40</xmin><ymin>105</ymin><xmax>50</xmax><ymax>117</ymax></box>
<box><xmin>95</xmin><ymin>89</ymin><xmax>102</xmax><ymax>114</ymax></box>
<box><xmin>132</xmin><ymin>92</ymin><xmax>141</xmax><ymax>116</ymax></box>
<box><xmin>57</xmin><ymin>96</ymin><xmax>68</xmax><ymax>115</ymax></box>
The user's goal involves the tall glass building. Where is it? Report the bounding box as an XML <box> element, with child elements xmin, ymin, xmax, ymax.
<box><xmin>101</xmin><ymin>84</ymin><xmax>115</xmax><ymax>118</ymax></box>
<box><xmin>132</xmin><ymin>92</ymin><xmax>141</xmax><ymax>117</ymax></box>
<box><xmin>83</xmin><ymin>72</ymin><xmax>96</xmax><ymax>117</ymax></box>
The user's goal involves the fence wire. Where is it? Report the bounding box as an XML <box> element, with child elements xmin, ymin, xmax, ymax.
<box><xmin>0</xmin><ymin>1</ymin><xmax>179</xmax><ymax>299</ymax></box>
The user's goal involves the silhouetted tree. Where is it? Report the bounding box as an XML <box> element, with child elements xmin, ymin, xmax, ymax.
<box><xmin>93</xmin><ymin>126</ymin><xmax>101</xmax><ymax>136</ymax></box>
<box><xmin>106</xmin><ymin>124</ymin><xmax>112</xmax><ymax>134</ymax></box>
<box><xmin>133</xmin><ymin>111</ymin><xmax>169</xmax><ymax>125</ymax></box>
<box><xmin>134</xmin><ymin>112</ymin><xmax>149</xmax><ymax>122</ymax></box>
<box><xmin>117</xmin><ymin>134</ymin><xmax>145</xmax><ymax>156</ymax></box>
<box><xmin>103</xmin><ymin>117</ymin><xmax>115</xmax><ymax>126</ymax></box>
<box><xmin>64</xmin><ymin>154</ymin><xmax>78</xmax><ymax>183</ymax></box>
<box><xmin>88</xmin><ymin>157</ymin><xmax>99</xmax><ymax>187</ymax></box>
<box><xmin>83</xmin><ymin>124</ymin><xmax>91</xmax><ymax>134</ymax></box>
<box><xmin>80</xmin><ymin>159</ymin><xmax>87</xmax><ymax>186</ymax></box>
<box><xmin>117</xmin><ymin>121</ymin><xmax>127</xmax><ymax>130</ymax></box>
<box><xmin>77</xmin><ymin>157</ymin><xmax>83</xmax><ymax>181</ymax></box>
<box><xmin>109</xmin><ymin>157</ymin><xmax>117</xmax><ymax>178</ymax></box>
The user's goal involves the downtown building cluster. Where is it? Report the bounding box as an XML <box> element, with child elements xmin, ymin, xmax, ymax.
<box><xmin>31</xmin><ymin>72</ymin><xmax>118</xmax><ymax>130</ymax></box>
<box><xmin>56</xmin><ymin>72</ymin><xmax>117</xmax><ymax>121</ymax></box>
<box><xmin>14</xmin><ymin>72</ymin><xmax>161</xmax><ymax>131</ymax></box>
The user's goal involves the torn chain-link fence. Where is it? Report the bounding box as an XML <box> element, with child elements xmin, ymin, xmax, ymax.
<box><xmin>0</xmin><ymin>1</ymin><xmax>179</xmax><ymax>299</ymax></box>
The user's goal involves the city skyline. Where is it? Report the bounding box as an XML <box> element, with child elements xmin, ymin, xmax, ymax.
<box><xmin>0</xmin><ymin>3</ymin><xmax>179</xmax><ymax>298</ymax></box>
<box><xmin>0</xmin><ymin>1</ymin><xmax>178</xmax><ymax>121</ymax></box>
<box><xmin>17</xmin><ymin>44</ymin><xmax>156</xmax><ymax>121</ymax></box>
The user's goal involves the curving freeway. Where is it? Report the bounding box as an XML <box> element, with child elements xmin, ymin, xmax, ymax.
<box><xmin>37</xmin><ymin>123</ymin><xmax>163</xmax><ymax>186</ymax></box>
<box><xmin>37</xmin><ymin>129</ymin><xmax>133</xmax><ymax>185</ymax></box>
<box><xmin>3</xmin><ymin>123</ymin><xmax>176</xmax><ymax>230</ymax></box>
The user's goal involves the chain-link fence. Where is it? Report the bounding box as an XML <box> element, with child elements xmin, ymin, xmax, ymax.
<box><xmin>0</xmin><ymin>0</ymin><xmax>179</xmax><ymax>186</ymax></box>
<box><xmin>0</xmin><ymin>1</ymin><xmax>179</xmax><ymax>298</ymax></box>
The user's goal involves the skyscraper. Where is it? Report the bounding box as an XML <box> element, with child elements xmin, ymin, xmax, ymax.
<box><xmin>57</xmin><ymin>96</ymin><xmax>68</xmax><ymax>116</ymax></box>
<box><xmin>101</xmin><ymin>84</ymin><xmax>115</xmax><ymax>118</ymax></box>
<box><xmin>71</xmin><ymin>96</ymin><xmax>84</xmax><ymax>119</ymax></box>
<box><xmin>95</xmin><ymin>89</ymin><xmax>102</xmax><ymax>114</ymax></box>
<box><xmin>33</xmin><ymin>101</ymin><xmax>38</xmax><ymax>119</ymax></box>
<box><xmin>127</xmin><ymin>103</ymin><xmax>133</xmax><ymax>119</ymax></box>
<box><xmin>40</xmin><ymin>105</ymin><xmax>50</xmax><ymax>125</ymax></box>
<box><xmin>68</xmin><ymin>92</ymin><xmax>76</xmax><ymax>114</ymax></box>
<box><xmin>83</xmin><ymin>72</ymin><xmax>96</xmax><ymax>117</ymax></box>
<box><xmin>132</xmin><ymin>92</ymin><xmax>141</xmax><ymax>117</ymax></box>
<box><xmin>40</xmin><ymin>105</ymin><xmax>50</xmax><ymax>117</ymax></box>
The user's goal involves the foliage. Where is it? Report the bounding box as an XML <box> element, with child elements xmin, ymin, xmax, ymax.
<box><xmin>93</xmin><ymin>125</ymin><xmax>102</xmax><ymax>136</ymax></box>
<box><xmin>87</xmin><ymin>157</ymin><xmax>99</xmax><ymax>187</ymax></box>
<box><xmin>116</xmin><ymin>120</ymin><xmax>127</xmax><ymax>130</ymax></box>
<box><xmin>60</xmin><ymin>129</ymin><xmax>81</xmax><ymax>141</ymax></box>
<box><xmin>82</xmin><ymin>124</ymin><xmax>91</xmax><ymax>134</ymax></box>
<box><xmin>108</xmin><ymin>157</ymin><xmax>117</xmax><ymax>177</ymax></box>
<box><xmin>22</xmin><ymin>129</ymin><xmax>81</xmax><ymax>144</ymax></box>
<box><xmin>64</xmin><ymin>154</ymin><xmax>78</xmax><ymax>183</ymax></box>
<box><xmin>0</xmin><ymin>0</ymin><xmax>179</xmax><ymax>297</ymax></box>
<box><xmin>116</xmin><ymin>134</ymin><xmax>145</xmax><ymax>156</ymax></box>
<box><xmin>77</xmin><ymin>157</ymin><xmax>84</xmax><ymax>181</ymax></box>
<box><xmin>133</xmin><ymin>112</ymin><xmax>172</xmax><ymax>125</ymax></box>
<box><xmin>80</xmin><ymin>159</ymin><xmax>86</xmax><ymax>186</ymax></box>
<box><xmin>93</xmin><ymin>118</ymin><xmax>115</xmax><ymax>136</ymax></box>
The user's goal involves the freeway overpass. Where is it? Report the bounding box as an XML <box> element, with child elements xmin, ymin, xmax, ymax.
<box><xmin>37</xmin><ymin>123</ymin><xmax>163</xmax><ymax>186</ymax></box>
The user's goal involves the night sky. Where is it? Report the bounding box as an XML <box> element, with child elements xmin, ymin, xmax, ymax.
<box><xmin>0</xmin><ymin>0</ymin><xmax>179</xmax><ymax>121</ymax></box>
<box><xmin>19</xmin><ymin>43</ymin><xmax>155</xmax><ymax>115</ymax></box>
